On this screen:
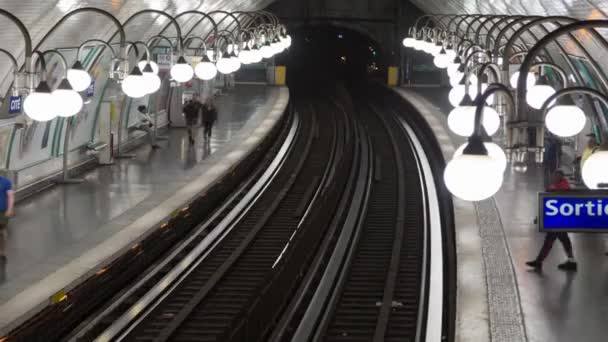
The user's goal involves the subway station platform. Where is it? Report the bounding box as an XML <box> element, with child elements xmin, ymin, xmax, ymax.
<box><xmin>396</xmin><ymin>87</ymin><xmax>608</xmax><ymax>342</ymax></box>
<box><xmin>0</xmin><ymin>84</ymin><xmax>289</xmax><ymax>333</ymax></box>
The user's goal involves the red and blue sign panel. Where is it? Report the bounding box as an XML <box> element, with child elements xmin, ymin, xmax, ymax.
<box><xmin>539</xmin><ymin>192</ymin><xmax>608</xmax><ymax>232</ymax></box>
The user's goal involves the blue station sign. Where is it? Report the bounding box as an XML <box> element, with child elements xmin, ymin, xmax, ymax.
<box><xmin>8</xmin><ymin>95</ymin><xmax>22</xmax><ymax>114</ymax></box>
<box><xmin>539</xmin><ymin>192</ymin><xmax>608</xmax><ymax>232</ymax></box>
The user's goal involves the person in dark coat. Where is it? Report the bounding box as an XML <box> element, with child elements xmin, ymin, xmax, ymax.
<box><xmin>201</xmin><ymin>97</ymin><xmax>218</xmax><ymax>142</ymax></box>
<box><xmin>183</xmin><ymin>95</ymin><xmax>203</xmax><ymax>145</ymax></box>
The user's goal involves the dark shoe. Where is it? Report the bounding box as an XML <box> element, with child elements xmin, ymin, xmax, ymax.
<box><xmin>557</xmin><ymin>260</ymin><xmax>577</xmax><ymax>271</ymax></box>
<box><xmin>0</xmin><ymin>255</ymin><xmax>6</xmax><ymax>264</ymax></box>
<box><xmin>151</xmin><ymin>144</ymin><xmax>161</xmax><ymax>149</ymax></box>
<box><xmin>526</xmin><ymin>260</ymin><xmax>542</xmax><ymax>269</ymax></box>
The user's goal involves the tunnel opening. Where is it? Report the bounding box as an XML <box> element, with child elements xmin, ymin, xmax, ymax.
<box><xmin>277</xmin><ymin>24</ymin><xmax>386</xmax><ymax>85</ymax></box>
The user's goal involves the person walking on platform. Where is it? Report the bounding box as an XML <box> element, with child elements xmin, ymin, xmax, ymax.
<box><xmin>526</xmin><ymin>169</ymin><xmax>577</xmax><ymax>271</ymax></box>
<box><xmin>136</xmin><ymin>105</ymin><xmax>161</xmax><ymax>149</ymax></box>
<box><xmin>183</xmin><ymin>95</ymin><xmax>203</xmax><ymax>145</ymax></box>
<box><xmin>0</xmin><ymin>174</ymin><xmax>15</xmax><ymax>264</ymax></box>
<box><xmin>202</xmin><ymin>96</ymin><xmax>218</xmax><ymax>142</ymax></box>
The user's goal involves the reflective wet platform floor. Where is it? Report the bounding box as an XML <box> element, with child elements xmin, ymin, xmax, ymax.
<box><xmin>0</xmin><ymin>84</ymin><xmax>287</xmax><ymax>332</ymax></box>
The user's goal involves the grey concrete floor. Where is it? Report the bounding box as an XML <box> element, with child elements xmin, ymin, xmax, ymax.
<box><xmin>495</xmin><ymin>167</ymin><xmax>608</xmax><ymax>342</ymax></box>
<box><xmin>0</xmin><ymin>84</ymin><xmax>271</xmax><ymax>303</ymax></box>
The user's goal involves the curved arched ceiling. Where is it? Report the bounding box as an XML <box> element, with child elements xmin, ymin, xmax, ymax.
<box><xmin>409</xmin><ymin>0</ymin><xmax>608</xmax><ymax>19</ymax></box>
<box><xmin>0</xmin><ymin>0</ymin><xmax>274</xmax><ymax>96</ymax></box>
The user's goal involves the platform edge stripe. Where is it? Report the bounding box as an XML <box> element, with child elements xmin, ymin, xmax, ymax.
<box><xmin>391</xmin><ymin>87</ymin><xmax>491</xmax><ymax>342</ymax></box>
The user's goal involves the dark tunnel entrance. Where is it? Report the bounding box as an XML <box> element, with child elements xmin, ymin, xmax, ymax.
<box><xmin>276</xmin><ymin>24</ymin><xmax>386</xmax><ymax>85</ymax></box>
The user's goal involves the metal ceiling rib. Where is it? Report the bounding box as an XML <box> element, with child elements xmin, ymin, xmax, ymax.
<box><xmin>0</xmin><ymin>0</ymin><xmax>274</xmax><ymax>96</ymax></box>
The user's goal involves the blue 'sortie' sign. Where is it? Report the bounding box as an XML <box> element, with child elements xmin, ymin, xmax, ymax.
<box><xmin>9</xmin><ymin>95</ymin><xmax>22</xmax><ymax>114</ymax></box>
<box><xmin>539</xmin><ymin>192</ymin><xmax>608</xmax><ymax>232</ymax></box>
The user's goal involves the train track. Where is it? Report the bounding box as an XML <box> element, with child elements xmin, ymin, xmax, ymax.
<box><xmin>271</xmin><ymin>87</ymin><xmax>448</xmax><ymax>342</ymax></box>
<box><xmin>62</xmin><ymin>85</ymin><xmax>452</xmax><ymax>342</ymax></box>
<box><xmin>70</xmin><ymin>94</ymin><xmax>354</xmax><ymax>342</ymax></box>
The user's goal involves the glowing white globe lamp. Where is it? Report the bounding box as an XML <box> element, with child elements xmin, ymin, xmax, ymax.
<box><xmin>403</xmin><ymin>37</ymin><xmax>416</xmax><ymax>48</ymax></box>
<box><xmin>194</xmin><ymin>55</ymin><xmax>218</xmax><ymax>80</ymax></box>
<box><xmin>545</xmin><ymin>103</ymin><xmax>586</xmax><ymax>137</ymax></box>
<box><xmin>527</xmin><ymin>84</ymin><xmax>556</xmax><ymax>110</ymax></box>
<box><xmin>444</xmin><ymin>153</ymin><xmax>504</xmax><ymax>201</ymax></box>
<box><xmin>260</xmin><ymin>42</ymin><xmax>274</xmax><ymax>59</ymax></box>
<box><xmin>141</xmin><ymin>63</ymin><xmax>161</xmax><ymax>94</ymax></box>
<box><xmin>449</xmin><ymin>85</ymin><xmax>466</xmax><ymax>107</ymax></box>
<box><xmin>138</xmin><ymin>60</ymin><xmax>159</xmax><ymax>75</ymax></box>
<box><xmin>582</xmin><ymin>150</ymin><xmax>608</xmax><ymax>189</ymax></box>
<box><xmin>454</xmin><ymin>142</ymin><xmax>507</xmax><ymax>172</ymax></box>
<box><xmin>121</xmin><ymin>66</ymin><xmax>148</xmax><ymax>98</ymax></box>
<box><xmin>239</xmin><ymin>47</ymin><xmax>251</xmax><ymax>64</ymax></box>
<box><xmin>67</xmin><ymin>61</ymin><xmax>92</xmax><ymax>92</ymax></box>
<box><xmin>446</xmin><ymin>48</ymin><xmax>457</xmax><ymax>61</ymax></box>
<box><xmin>510</xmin><ymin>71</ymin><xmax>536</xmax><ymax>89</ymax></box>
<box><xmin>434</xmin><ymin>49</ymin><xmax>450</xmax><ymax>69</ymax></box>
<box><xmin>448</xmin><ymin>104</ymin><xmax>500</xmax><ymax>137</ymax></box>
<box><xmin>216</xmin><ymin>52</ymin><xmax>233</xmax><ymax>74</ymax></box>
<box><xmin>52</xmin><ymin>78</ymin><xmax>83</xmax><ymax>117</ymax></box>
<box><xmin>170</xmin><ymin>56</ymin><xmax>194</xmax><ymax>83</ymax></box>
<box><xmin>250</xmin><ymin>45</ymin><xmax>263</xmax><ymax>63</ymax></box>
<box><xmin>284</xmin><ymin>35</ymin><xmax>292</xmax><ymax>48</ymax></box>
<box><xmin>24</xmin><ymin>81</ymin><xmax>58</xmax><ymax>121</ymax></box>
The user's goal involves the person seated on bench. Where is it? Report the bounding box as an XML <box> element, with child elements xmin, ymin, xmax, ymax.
<box><xmin>136</xmin><ymin>105</ymin><xmax>161</xmax><ymax>149</ymax></box>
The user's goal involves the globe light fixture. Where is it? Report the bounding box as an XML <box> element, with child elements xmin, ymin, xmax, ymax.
<box><xmin>448</xmin><ymin>85</ymin><xmax>466</xmax><ymax>107</ymax></box>
<box><xmin>24</xmin><ymin>81</ymin><xmax>57</xmax><ymax>121</ymax></box>
<box><xmin>526</xmin><ymin>76</ymin><xmax>556</xmax><ymax>110</ymax></box>
<box><xmin>444</xmin><ymin>83</ymin><xmax>513</xmax><ymax>202</ymax></box>
<box><xmin>284</xmin><ymin>34</ymin><xmax>292</xmax><ymax>48</ymax></box>
<box><xmin>121</xmin><ymin>66</ymin><xmax>148</xmax><ymax>98</ymax></box>
<box><xmin>260</xmin><ymin>41</ymin><xmax>274</xmax><ymax>59</ymax></box>
<box><xmin>403</xmin><ymin>37</ymin><xmax>416</xmax><ymax>48</ymax></box>
<box><xmin>194</xmin><ymin>55</ymin><xmax>218</xmax><ymax>80</ymax></box>
<box><xmin>444</xmin><ymin>152</ymin><xmax>504</xmax><ymax>201</ymax></box>
<box><xmin>239</xmin><ymin>46</ymin><xmax>252</xmax><ymax>64</ymax></box>
<box><xmin>510</xmin><ymin>71</ymin><xmax>536</xmax><ymax>89</ymax></box>
<box><xmin>67</xmin><ymin>60</ymin><xmax>92</xmax><ymax>92</ymax></box>
<box><xmin>433</xmin><ymin>48</ymin><xmax>450</xmax><ymax>69</ymax></box>
<box><xmin>272</xmin><ymin>37</ymin><xmax>284</xmax><ymax>54</ymax></box>
<box><xmin>448</xmin><ymin>96</ymin><xmax>500</xmax><ymax>137</ymax></box>
<box><xmin>52</xmin><ymin>78</ymin><xmax>83</xmax><ymax>117</ymax></box>
<box><xmin>544</xmin><ymin>97</ymin><xmax>586</xmax><ymax>137</ymax></box>
<box><xmin>216</xmin><ymin>52</ymin><xmax>233</xmax><ymax>74</ymax></box>
<box><xmin>250</xmin><ymin>45</ymin><xmax>263</xmax><ymax>63</ymax></box>
<box><xmin>445</xmin><ymin>48</ymin><xmax>457</xmax><ymax>61</ymax></box>
<box><xmin>454</xmin><ymin>141</ymin><xmax>507</xmax><ymax>172</ymax></box>
<box><xmin>138</xmin><ymin>60</ymin><xmax>159</xmax><ymax>75</ymax></box>
<box><xmin>582</xmin><ymin>150</ymin><xmax>608</xmax><ymax>189</ymax></box>
<box><xmin>170</xmin><ymin>56</ymin><xmax>194</xmax><ymax>83</ymax></box>
<box><xmin>141</xmin><ymin>62</ymin><xmax>161</xmax><ymax>94</ymax></box>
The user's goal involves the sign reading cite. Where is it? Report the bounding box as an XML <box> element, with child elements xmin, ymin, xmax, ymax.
<box><xmin>539</xmin><ymin>192</ymin><xmax>608</xmax><ymax>232</ymax></box>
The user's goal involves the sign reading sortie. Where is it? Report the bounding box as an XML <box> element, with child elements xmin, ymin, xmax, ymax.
<box><xmin>539</xmin><ymin>192</ymin><xmax>608</xmax><ymax>232</ymax></box>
